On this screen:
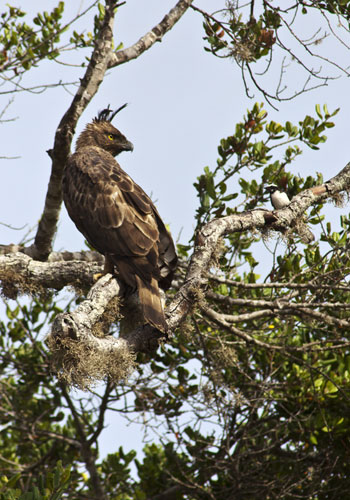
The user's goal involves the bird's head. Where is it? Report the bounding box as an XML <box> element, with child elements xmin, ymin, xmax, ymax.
<box><xmin>264</xmin><ymin>184</ymin><xmax>279</xmax><ymax>194</ymax></box>
<box><xmin>75</xmin><ymin>104</ymin><xmax>134</xmax><ymax>156</ymax></box>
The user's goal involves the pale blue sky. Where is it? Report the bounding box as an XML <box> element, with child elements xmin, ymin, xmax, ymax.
<box><xmin>1</xmin><ymin>0</ymin><xmax>350</xmax><ymax>470</ymax></box>
<box><xmin>1</xmin><ymin>1</ymin><xmax>349</xmax><ymax>249</ymax></box>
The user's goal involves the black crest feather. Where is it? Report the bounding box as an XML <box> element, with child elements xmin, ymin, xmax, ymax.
<box><xmin>94</xmin><ymin>103</ymin><xmax>128</xmax><ymax>123</ymax></box>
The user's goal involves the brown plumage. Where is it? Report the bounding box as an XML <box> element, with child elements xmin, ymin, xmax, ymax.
<box><xmin>63</xmin><ymin>105</ymin><xmax>177</xmax><ymax>333</ymax></box>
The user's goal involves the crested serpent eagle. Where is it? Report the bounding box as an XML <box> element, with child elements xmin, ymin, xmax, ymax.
<box><xmin>63</xmin><ymin>105</ymin><xmax>177</xmax><ymax>333</ymax></box>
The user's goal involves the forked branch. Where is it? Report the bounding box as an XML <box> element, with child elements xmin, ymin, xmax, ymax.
<box><xmin>44</xmin><ymin>162</ymin><xmax>350</xmax><ymax>386</ymax></box>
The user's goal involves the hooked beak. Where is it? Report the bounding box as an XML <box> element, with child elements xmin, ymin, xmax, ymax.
<box><xmin>122</xmin><ymin>140</ymin><xmax>134</xmax><ymax>152</ymax></box>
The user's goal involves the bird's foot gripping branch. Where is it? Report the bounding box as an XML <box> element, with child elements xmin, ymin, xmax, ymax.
<box><xmin>48</xmin><ymin>273</ymin><xmax>167</xmax><ymax>388</ymax></box>
<box><xmin>46</xmin><ymin>161</ymin><xmax>350</xmax><ymax>389</ymax></box>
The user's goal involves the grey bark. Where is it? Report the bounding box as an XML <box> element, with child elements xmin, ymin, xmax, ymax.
<box><xmin>27</xmin><ymin>0</ymin><xmax>194</xmax><ymax>261</ymax></box>
<box><xmin>1</xmin><ymin>164</ymin><xmax>350</xmax><ymax>357</ymax></box>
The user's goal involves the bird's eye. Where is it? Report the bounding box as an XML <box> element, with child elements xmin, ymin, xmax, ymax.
<box><xmin>108</xmin><ymin>134</ymin><xmax>114</xmax><ymax>141</ymax></box>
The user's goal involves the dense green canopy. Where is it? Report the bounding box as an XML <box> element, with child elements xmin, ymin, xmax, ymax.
<box><xmin>1</xmin><ymin>1</ymin><xmax>350</xmax><ymax>499</ymax></box>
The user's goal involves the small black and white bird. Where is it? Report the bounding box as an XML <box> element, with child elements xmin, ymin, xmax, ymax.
<box><xmin>265</xmin><ymin>184</ymin><xmax>290</xmax><ymax>210</ymax></box>
<box><xmin>264</xmin><ymin>184</ymin><xmax>315</xmax><ymax>243</ymax></box>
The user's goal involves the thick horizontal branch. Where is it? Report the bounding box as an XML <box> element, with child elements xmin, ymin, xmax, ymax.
<box><xmin>0</xmin><ymin>252</ymin><xmax>101</xmax><ymax>293</ymax></box>
<box><xmin>0</xmin><ymin>245</ymin><xmax>104</xmax><ymax>264</ymax></box>
<box><xmin>48</xmin><ymin>275</ymin><xmax>167</xmax><ymax>385</ymax></box>
<box><xmin>108</xmin><ymin>0</ymin><xmax>193</xmax><ymax>67</ymax></box>
<box><xmin>46</xmin><ymin>250</ymin><xmax>104</xmax><ymax>263</ymax></box>
<box><xmin>0</xmin><ymin>250</ymin><xmax>172</xmax><ymax>362</ymax></box>
<box><xmin>167</xmin><ymin>162</ymin><xmax>350</xmax><ymax>332</ymax></box>
<box><xmin>0</xmin><ymin>251</ymin><xmax>164</xmax><ymax>352</ymax></box>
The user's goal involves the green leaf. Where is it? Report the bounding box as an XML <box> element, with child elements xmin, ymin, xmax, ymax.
<box><xmin>98</xmin><ymin>3</ymin><xmax>105</xmax><ymax>17</ymax></box>
<box><xmin>310</xmin><ymin>434</ymin><xmax>318</xmax><ymax>445</ymax></box>
<box><xmin>315</xmin><ymin>104</ymin><xmax>322</xmax><ymax>119</ymax></box>
<box><xmin>324</xmin><ymin>381</ymin><xmax>338</xmax><ymax>394</ymax></box>
<box><xmin>6</xmin><ymin>473</ymin><xmax>21</xmax><ymax>488</ymax></box>
<box><xmin>221</xmin><ymin>193</ymin><xmax>238</xmax><ymax>202</ymax></box>
<box><xmin>204</xmin><ymin>172</ymin><xmax>217</xmax><ymax>200</ymax></box>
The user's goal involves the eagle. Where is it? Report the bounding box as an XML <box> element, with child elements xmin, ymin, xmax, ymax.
<box><xmin>63</xmin><ymin>105</ymin><xmax>177</xmax><ymax>333</ymax></box>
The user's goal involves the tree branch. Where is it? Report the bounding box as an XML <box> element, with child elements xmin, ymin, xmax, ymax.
<box><xmin>3</xmin><ymin>163</ymin><xmax>350</xmax><ymax>384</ymax></box>
<box><xmin>87</xmin><ymin>381</ymin><xmax>112</xmax><ymax>445</ymax></box>
<box><xmin>147</xmin><ymin>485</ymin><xmax>184</xmax><ymax>500</ymax></box>
<box><xmin>0</xmin><ymin>252</ymin><xmax>101</xmax><ymax>294</ymax></box>
<box><xmin>23</xmin><ymin>0</ymin><xmax>193</xmax><ymax>262</ymax></box>
<box><xmin>201</xmin><ymin>304</ymin><xmax>283</xmax><ymax>350</ymax></box>
<box><xmin>0</xmin><ymin>245</ymin><xmax>104</xmax><ymax>262</ymax></box>
<box><xmin>28</xmin><ymin>0</ymin><xmax>117</xmax><ymax>261</ymax></box>
<box><xmin>207</xmin><ymin>290</ymin><xmax>350</xmax><ymax>311</ymax></box>
<box><xmin>61</xmin><ymin>385</ymin><xmax>108</xmax><ymax>500</ymax></box>
<box><xmin>48</xmin><ymin>274</ymin><xmax>166</xmax><ymax>386</ymax></box>
<box><xmin>108</xmin><ymin>0</ymin><xmax>194</xmax><ymax>67</ymax></box>
<box><xmin>167</xmin><ymin>162</ymin><xmax>350</xmax><ymax>332</ymax></box>
<box><xmin>207</xmin><ymin>275</ymin><xmax>350</xmax><ymax>291</ymax></box>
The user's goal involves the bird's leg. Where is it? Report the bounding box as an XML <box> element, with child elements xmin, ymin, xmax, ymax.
<box><xmin>93</xmin><ymin>255</ymin><xmax>114</xmax><ymax>281</ymax></box>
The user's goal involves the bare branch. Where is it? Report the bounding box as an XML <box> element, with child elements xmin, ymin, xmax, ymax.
<box><xmin>289</xmin><ymin>304</ymin><xmax>350</xmax><ymax>329</ymax></box>
<box><xmin>87</xmin><ymin>381</ymin><xmax>113</xmax><ymax>445</ymax></box>
<box><xmin>108</xmin><ymin>0</ymin><xmax>194</xmax><ymax>67</ymax></box>
<box><xmin>29</xmin><ymin>1</ymin><xmax>117</xmax><ymax>261</ymax></box>
<box><xmin>0</xmin><ymin>252</ymin><xmax>101</xmax><ymax>293</ymax></box>
<box><xmin>207</xmin><ymin>307</ymin><xmax>273</xmax><ymax>323</ymax></box>
<box><xmin>28</xmin><ymin>0</ymin><xmax>194</xmax><ymax>262</ymax></box>
<box><xmin>0</xmin><ymin>245</ymin><xmax>104</xmax><ymax>263</ymax></box>
<box><xmin>208</xmin><ymin>275</ymin><xmax>350</xmax><ymax>291</ymax></box>
<box><xmin>201</xmin><ymin>304</ymin><xmax>283</xmax><ymax>350</ymax></box>
<box><xmin>0</xmin><ymin>80</ymin><xmax>79</xmax><ymax>96</ymax></box>
<box><xmin>203</xmin><ymin>296</ymin><xmax>350</xmax><ymax>328</ymax></box>
<box><xmin>207</xmin><ymin>290</ymin><xmax>350</xmax><ymax>311</ymax></box>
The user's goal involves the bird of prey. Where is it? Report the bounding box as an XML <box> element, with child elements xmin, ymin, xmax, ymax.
<box><xmin>63</xmin><ymin>105</ymin><xmax>177</xmax><ymax>333</ymax></box>
<box><xmin>265</xmin><ymin>184</ymin><xmax>314</xmax><ymax>243</ymax></box>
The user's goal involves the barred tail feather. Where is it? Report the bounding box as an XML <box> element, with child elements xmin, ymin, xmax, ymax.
<box><xmin>135</xmin><ymin>275</ymin><xmax>167</xmax><ymax>333</ymax></box>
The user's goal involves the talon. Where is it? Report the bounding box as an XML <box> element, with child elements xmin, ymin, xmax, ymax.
<box><xmin>93</xmin><ymin>272</ymin><xmax>104</xmax><ymax>282</ymax></box>
<box><xmin>93</xmin><ymin>256</ymin><xmax>115</xmax><ymax>282</ymax></box>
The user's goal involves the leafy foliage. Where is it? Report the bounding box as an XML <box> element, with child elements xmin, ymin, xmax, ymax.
<box><xmin>1</xmin><ymin>1</ymin><xmax>350</xmax><ymax>499</ymax></box>
<box><xmin>194</xmin><ymin>102</ymin><xmax>338</xmax><ymax>234</ymax></box>
<box><xmin>0</xmin><ymin>1</ymin><xmax>122</xmax><ymax>83</ymax></box>
<box><xmin>2</xmin><ymin>96</ymin><xmax>350</xmax><ymax>497</ymax></box>
<box><xmin>0</xmin><ymin>3</ymin><xmax>67</xmax><ymax>73</ymax></box>
<box><xmin>198</xmin><ymin>0</ymin><xmax>350</xmax><ymax>103</ymax></box>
